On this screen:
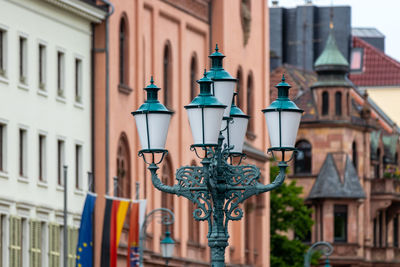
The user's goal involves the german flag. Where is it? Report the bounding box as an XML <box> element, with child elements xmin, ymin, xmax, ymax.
<box><xmin>101</xmin><ymin>197</ymin><xmax>130</xmax><ymax>267</ymax></box>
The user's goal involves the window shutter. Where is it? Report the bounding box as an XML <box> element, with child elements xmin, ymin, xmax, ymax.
<box><xmin>49</xmin><ymin>224</ymin><xmax>60</xmax><ymax>267</ymax></box>
<box><xmin>30</xmin><ymin>220</ymin><xmax>41</xmax><ymax>267</ymax></box>
<box><xmin>9</xmin><ymin>216</ymin><xmax>22</xmax><ymax>267</ymax></box>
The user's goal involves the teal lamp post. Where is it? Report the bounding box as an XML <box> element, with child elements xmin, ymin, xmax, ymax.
<box><xmin>132</xmin><ymin>46</ymin><xmax>303</xmax><ymax>266</ymax></box>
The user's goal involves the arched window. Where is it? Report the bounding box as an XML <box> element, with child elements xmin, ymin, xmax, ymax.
<box><xmin>322</xmin><ymin>91</ymin><xmax>329</xmax><ymax>116</ymax></box>
<box><xmin>119</xmin><ymin>17</ymin><xmax>129</xmax><ymax>85</ymax></box>
<box><xmin>294</xmin><ymin>140</ymin><xmax>312</xmax><ymax>174</ymax></box>
<box><xmin>335</xmin><ymin>91</ymin><xmax>342</xmax><ymax>116</ymax></box>
<box><xmin>188</xmin><ymin>160</ymin><xmax>200</xmax><ymax>244</ymax></box>
<box><xmin>236</xmin><ymin>67</ymin><xmax>243</xmax><ymax>108</ymax></box>
<box><xmin>161</xmin><ymin>157</ymin><xmax>174</xmax><ymax>236</ymax></box>
<box><xmin>247</xmin><ymin>72</ymin><xmax>254</xmax><ymax>132</ymax></box>
<box><xmin>352</xmin><ymin>141</ymin><xmax>357</xmax><ymax>170</ymax></box>
<box><xmin>116</xmin><ymin>134</ymin><xmax>131</xmax><ymax>198</ymax></box>
<box><xmin>163</xmin><ymin>42</ymin><xmax>172</xmax><ymax>107</ymax></box>
<box><xmin>190</xmin><ymin>54</ymin><xmax>198</xmax><ymax>101</ymax></box>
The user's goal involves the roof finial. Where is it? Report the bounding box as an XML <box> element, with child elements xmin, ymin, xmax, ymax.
<box><xmin>215</xmin><ymin>43</ymin><xmax>219</xmax><ymax>52</ymax></box>
<box><xmin>150</xmin><ymin>76</ymin><xmax>154</xmax><ymax>84</ymax></box>
<box><xmin>329</xmin><ymin>3</ymin><xmax>334</xmax><ymax>29</ymax></box>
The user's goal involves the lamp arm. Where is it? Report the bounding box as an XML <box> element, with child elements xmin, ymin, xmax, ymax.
<box><xmin>255</xmin><ymin>161</ymin><xmax>288</xmax><ymax>194</ymax></box>
<box><xmin>148</xmin><ymin>163</ymin><xmax>178</xmax><ymax>195</ymax></box>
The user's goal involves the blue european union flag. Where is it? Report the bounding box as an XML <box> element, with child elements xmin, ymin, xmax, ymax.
<box><xmin>76</xmin><ymin>193</ymin><xmax>96</xmax><ymax>267</ymax></box>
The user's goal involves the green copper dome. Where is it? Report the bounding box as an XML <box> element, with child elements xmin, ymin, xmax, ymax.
<box><xmin>314</xmin><ymin>31</ymin><xmax>349</xmax><ymax>71</ymax></box>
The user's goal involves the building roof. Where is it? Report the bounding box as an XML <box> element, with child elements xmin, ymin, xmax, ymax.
<box><xmin>314</xmin><ymin>30</ymin><xmax>349</xmax><ymax>71</ymax></box>
<box><xmin>349</xmin><ymin>37</ymin><xmax>400</xmax><ymax>87</ymax></box>
<box><xmin>352</xmin><ymin>28</ymin><xmax>385</xmax><ymax>38</ymax></box>
<box><xmin>308</xmin><ymin>153</ymin><xmax>366</xmax><ymax>200</ymax></box>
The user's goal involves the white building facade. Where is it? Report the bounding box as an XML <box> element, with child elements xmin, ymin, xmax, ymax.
<box><xmin>0</xmin><ymin>0</ymin><xmax>104</xmax><ymax>266</ymax></box>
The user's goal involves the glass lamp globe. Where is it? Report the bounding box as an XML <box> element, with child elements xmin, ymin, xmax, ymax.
<box><xmin>185</xmin><ymin>71</ymin><xmax>226</xmax><ymax>147</ymax></box>
<box><xmin>131</xmin><ymin>77</ymin><xmax>173</xmax><ymax>153</ymax></box>
<box><xmin>222</xmin><ymin>93</ymin><xmax>249</xmax><ymax>155</ymax></box>
<box><xmin>262</xmin><ymin>75</ymin><xmax>303</xmax><ymax>161</ymax></box>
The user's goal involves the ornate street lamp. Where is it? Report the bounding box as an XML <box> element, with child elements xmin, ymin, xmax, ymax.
<box><xmin>132</xmin><ymin>45</ymin><xmax>303</xmax><ymax>266</ymax></box>
<box><xmin>160</xmin><ymin>230</ymin><xmax>175</xmax><ymax>264</ymax></box>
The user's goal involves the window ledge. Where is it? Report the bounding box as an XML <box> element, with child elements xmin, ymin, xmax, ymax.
<box><xmin>0</xmin><ymin>171</ymin><xmax>9</xmax><ymax>180</ymax></box>
<box><xmin>56</xmin><ymin>96</ymin><xmax>66</xmax><ymax>104</ymax></box>
<box><xmin>0</xmin><ymin>75</ymin><xmax>9</xmax><ymax>85</ymax></box>
<box><xmin>18</xmin><ymin>83</ymin><xmax>29</xmax><ymax>91</ymax></box>
<box><xmin>37</xmin><ymin>89</ymin><xmax>48</xmax><ymax>98</ymax></box>
<box><xmin>37</xmin><ymin>181</ymin><xmax>48</xmax><ymax>188</ymax></box>
<box><xmin>17</xmin><ymin>176</ymin><xmax>29</xmax><ymax>184</ymax></box>
<box><xmin>56</xmin><ymin>185</ymin><xmax>64</xmax><ymax>192</ymax></box>
<box><xmin>118</xmin><ymin>83</ymin><xmax>133</xmax><ymax>95</ymax></box>
<box><xmin>74</xmin><ymin>189</ymin><xmax>85</xmax><ymax>196</ymax></box>
<box><xmin>74</xmin><ymin>102</ymin><xmax>84</xmax><ymax>110</ymax></box>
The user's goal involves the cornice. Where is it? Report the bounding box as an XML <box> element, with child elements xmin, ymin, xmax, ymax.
<box><xmin>44</xmin><ymin>0</ymin><xmax>106</xmax><ymax>23</ymax></box>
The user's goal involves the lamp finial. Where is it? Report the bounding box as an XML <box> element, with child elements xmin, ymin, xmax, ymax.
<box><xmin>281</xmin><ymin>74</ymin><xmax>285</xmax><ymax>82</ymax></box>
<box><xmin>215</xmin><ymin>43</ymin><xmax>219</xmax><ymax>52</ymax></box>
<box><xmin>150</xmin><ymin>76</ymin><xmax>154</xmax><ymax>84</ymax></box>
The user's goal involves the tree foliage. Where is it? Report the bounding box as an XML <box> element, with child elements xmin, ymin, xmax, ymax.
<box><xmin>270</xmin><ymin>165</ymin><xmax>317</xmax><ymax>267</ymax></box>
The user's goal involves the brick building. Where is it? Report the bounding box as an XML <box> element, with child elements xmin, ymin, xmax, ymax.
<box><xmin>92</xmin><ymin>0</ymin><xmax>271</xmax><ymax>266</ymax></box>
<box><xmin>271</xmin><ymin>27</ymin><xmax>400</xmax><ymax>266</ymax></box>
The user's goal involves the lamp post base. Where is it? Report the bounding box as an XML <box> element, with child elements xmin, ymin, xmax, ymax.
<box><xmin>209</xmin><ymin>238</ymin><xmax>228</xmax><ymax>267</ymax></box>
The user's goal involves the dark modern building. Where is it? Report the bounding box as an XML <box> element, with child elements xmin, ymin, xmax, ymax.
<box><xmin>269</xmin><ymin>3</ymin><xmax>351</xmax><ymax>71</ymax></box>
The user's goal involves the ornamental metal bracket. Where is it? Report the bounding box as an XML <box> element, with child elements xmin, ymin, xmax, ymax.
<box><xmin>146</xmin><ymin>133</ymin><xmax>289</xmax><ymax>267</ymax></box>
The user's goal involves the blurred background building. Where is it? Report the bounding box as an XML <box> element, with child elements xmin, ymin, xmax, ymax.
<box><xmin>0</xmin><ymin>0</ymin><xmax>105</xmax><ymax>266</ymax></box>
<box><xmin>270</xmin><ymin>2</ymin><xmax>400</xmax><ymax>266</ymax></box>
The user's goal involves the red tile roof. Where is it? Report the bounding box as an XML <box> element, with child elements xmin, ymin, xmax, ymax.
<box><xmin>349</xmin><ymin>36</ymin><xmax>400</xmax><ymax>87</ymax></box>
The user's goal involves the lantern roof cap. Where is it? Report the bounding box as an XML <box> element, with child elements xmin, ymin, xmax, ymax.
<box><xmin>161</xmin><ymin>231</ymin><xmax>175</xmax><ymax>244</ymax></box>
<box><xmin>207</xmin><ymin>44</ymin><xmax>237</xmax><ymax>81</ymax></box>
<box><xmin>262</xmin><ymin>75</ymin><xmax>303</xmax><ymax>113</ymax></box>
<box><xmin>185</xmin><ymin>71</ymin><xmax>227</xmax><ymax>109</ymax></box>
<box><xmin>230</xmin><ymin>93</ymin><xmax>249</xmax><ymax>118</ymax></box>
<box><xmin>132</xmin><ymin>77</ymin><xmax>173</xmax><ymax>115</ymax></box>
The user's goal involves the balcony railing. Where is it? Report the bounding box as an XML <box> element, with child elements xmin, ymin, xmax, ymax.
<box><xmin>371</xmin><ymin>178</ymin><xmax>400</xmax><ymax>197</ymax></box>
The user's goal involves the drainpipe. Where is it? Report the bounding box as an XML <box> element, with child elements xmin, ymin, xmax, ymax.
<box><xmin>208</xmin><ymin>0</ymin><xmax>213</xmax><ymax>54</ymax></box>
<box><xmin>100</xmin><ymin>0</ymin><xmax>114</xmax><ymax>196</ymax></box>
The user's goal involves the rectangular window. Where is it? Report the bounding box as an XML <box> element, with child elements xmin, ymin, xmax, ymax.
<box><xmin>19</xmin><ymin>129</ymin><xmax>27</xmax><ymax>177</ymax></box>
<box><xmin>75</xmin><ymin>59</ymin><xmax>82</xmax><ymax>103</ymax></box>
<box><xmin>57</xmin><ymin>51</ymin><xmax>65</xmax><ymax>96</ymax></box>
<box><xmin>75</xmin><ymin>145</ymin><xmax>82</xmax><ymax>189</ymax></box>
<box><xmin>350</xmin><ymin>48</ymin><xmax>364</xmax><ymax>72</ymax></box>
<box><xmin>19</xmin><ymin>36</ymin><xmax>27</xmax><ymax>84</ymax></box>
<box><xmin>334</xmin><ymin>205</ymin><xmax>347</xmax><ymax>243</ymax></box>
<box><xmin>38</xmin><ymin>44</ymin><xmax>46</xmax><ymax>89</ymax></box>
<box><xmin>38</xmin><ymin>135</ymin><xmax>46</xmax><ymax>182</ymax></box>
<box><xmin>57</xmin><ymin>140</ymin><xmax>65</xmax><ymax>185</ymax></box>
<box><xmin>67</xmin><ymin>227</ymin><xmax>78</xmax><ymax>266</ymax></box>
<box><xmin>0</xmin><ymin>124</ymin><xmax>3</xmax><ymax>171</ymax></box>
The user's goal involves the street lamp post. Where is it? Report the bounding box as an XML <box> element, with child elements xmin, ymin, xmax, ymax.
<box><xmin>132</xmin><ymin>45</ymin><xmax>303</xmax><ymax>266</ymax></box>
<box><xmin>304</xmin><ymin>241</ymin><xmax>334</xmax><ymax>267</ymax></box>
<box><xmin>139</xmin><ymin>208</ymin><xmax>175</xmax><ymax>267</ymax></box>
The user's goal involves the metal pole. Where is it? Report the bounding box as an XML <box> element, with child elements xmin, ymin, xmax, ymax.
<box><xmin>63</xmin><ymin>165</ymin><xmax>68</xmax><ymax>267</ymax></box>
<box><xmin>88</xmin><ymin>171</ymin><xmax>93</xmax><ymax>192</ymax></box>
<box><xmin>113</xmin><ymin>176</ymin><xmax>118</xmax><ymax>197</ymax></box>
<box><xmin>304</xmin><ymin>241</ymin><xmax>333</xmax><ymax>267</ymax></box>
<box><xmin>139</xmin><ymin>208</ymin><xmax>174</xmax><ymax>267</ymax></box>
<box><xmin>136</xmin><ymin>182</ymin><xmax>140</xmax><ymax>200</ymax></box>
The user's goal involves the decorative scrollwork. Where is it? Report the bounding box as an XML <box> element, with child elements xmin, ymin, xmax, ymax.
<box><xmin>224</xmin><ymin>164</ymin><xmax>260</xmax><ymax>186</ymax></box>
<box><xmin>176</xmin><ymin>166</ymin><xmax>206</xmax><ymax>188</ymax></box>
